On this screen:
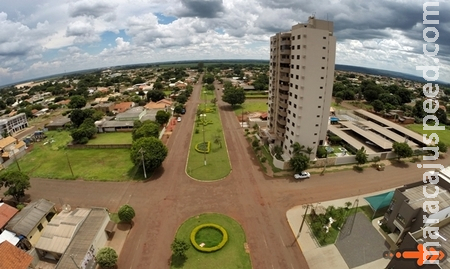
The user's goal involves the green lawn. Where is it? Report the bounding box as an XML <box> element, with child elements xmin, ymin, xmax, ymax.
<box><xmin>87</xmin><ymin>132</ymin><xmax>132</xmax><ymax>145</ymax></box>
<box><xmin>233</xmin><ymin>99</ymin><xmax>268</xmax><ymax>116</ymax></box>
<box><xmin>171</xmin><ymin>213</ymin><xmax>252</xmax><ymax>269</ymax></box>
<box><xmin>406</xmin><ymin>124</ymin><xmax>450</xmax><ymax>145</ymax></box>
<box><xmin>9</xmin><ymin>131</ymin><xmax>140</xmax><ymax>181</ymax></box>
<box><xmin>186</xmin><ymin>91</ymin><xmax>231</xmax><ymax>181</ymax></box>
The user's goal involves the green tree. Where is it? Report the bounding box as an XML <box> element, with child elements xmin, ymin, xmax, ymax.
<box><xmin>153</xmin><ymin>81</ymin><xmax>163</xmax><ymax>90</ymax></box>
<box><xmin>372</xmin><ymin>100</ymin><xmax>384</xmax><ymax>113</ymax></box>
<box><xmin>211</xmin><ymin>97</ymin><xmax>217</xmax><ymax>106</ymax></box>
<box><xmin>132</xmin><ymin>121</ymin><xmax>160</xmax><ymax>141</ymax></box>
<box><xmin>171</xmin><ymin>238</ymin><xmax>190</xmax><ymax>258</ymax></box>
<box><xmin>68</xmin><ymin>95</ymin><xmax>86</xmax><ymax>109</ymax></box>
<box><xmin>130</xmin><ymin>137</ymin><xmax>168</xmax><ymax>171</ymax></box>
<box><xmin>95</xmin><ymin>247</ymin><xmax>118</xmax><ymax>269</ymax></box>
<box><xmin>273</xmin><ymin>145</ymin><xmax>283</xmax><ymax>160</ymax></box>
<box><xmin>147</xmin><ymin>90</ymin><xmax>165</xmax><ymax>102</ymax></box>
<box><xmin>355</xmin><ymin>146</ymin><xmax>368</xmax><ymax>166</ymax></box>
<box><xmin>176</xmin><ymin>94</ymin><xmax>188</xmax><ymax>104</ymax></box>
<box><xmin>155</xmin><ymin>110</ymin><xmax>171</xmax><ymax>126</ymax></box>
<box><xmin>0</xmin><ymin>171</ymin><xmax>31</xmax><ymax>202</ymax></box>
<box><xmin>316</xmin><ymin>146</ymin><xmax>327</xmax><ymax>158</ymax></box>
<box><xmin>291</xmin><ymin>142</ymin><xmax>305</xmax><ymax>156</ymax></box>
<box><xmin>118</xmin><ymin>204</ymin><xmax>136</xmax><ymax>222</ymax></box>
<box><xmin>392</xmin><ymin>142</ymin><xmax>413</xmax><ymax>160</ymax></box>
<box><xmin>174</xmin><ymin>104</ymin><xmax>184</xmax><ymax>114</ymax></box>
<box><xmin>203</xmin><ymin>73</ymin><xmax>215</xmax><ymax>84</ymax></box>
<box><xmin>335</xmin><ymin>97</ymin><xmax>343</xmax><ymax>105</ymax></box>
<box><xmin>222</xmin><ymin>87</ymin><xmax>246</xmax><ymax>106</ymax></box>
<box><xmin>289</xmin><ymin>154</ymin><xmax>310</xmax><ymax>173</ymax></box>
<box><xmin>437</xmin><ymin>141</ymin><xmax>448</xmax><ymax>153</ymax></box>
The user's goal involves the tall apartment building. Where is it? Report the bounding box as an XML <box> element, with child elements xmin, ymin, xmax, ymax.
<box><xmin>0</xmin><ymin>113</ymin><xmax>29</xmax><ymax>138</ymax></box>
<box><xmin>268</xmin><ymin>17</ymin><xmax>336</xmax><ymax>160</ymax></box>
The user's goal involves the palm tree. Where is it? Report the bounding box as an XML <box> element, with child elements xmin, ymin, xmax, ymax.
<box><xmin>305</xmin><ymin>147</ymin><xmax>314</xmax><ymax>159</ymax></box>
<box><xmin>273</xmin><ymin>145</ymin><xmax>283</xmax><ymax>160</ymax></box>
<box><xmin>291</xmin><ymin>142</ymin><xmax>305</xmax><ymax>156</ymax></box>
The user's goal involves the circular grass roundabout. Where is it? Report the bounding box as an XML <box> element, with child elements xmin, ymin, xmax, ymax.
<box><xmin>190</xmin><ymin>223</ymin><xmax>228</xmax><ymax>252</ymax></box>
<box><xmin>170</xmin><ymin>213</ymin><xmax>252</xmax><ymax>269</ymax></box>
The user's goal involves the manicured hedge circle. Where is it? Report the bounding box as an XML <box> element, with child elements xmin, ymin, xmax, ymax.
<box><xmin>190</xmin><ymin>223</ymin><xmax>228</xmax><ymax>252</ymax></box>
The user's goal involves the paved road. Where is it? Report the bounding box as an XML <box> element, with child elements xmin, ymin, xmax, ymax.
<box><xmin>26</xmin><ymin>77</ymin><xmax>447</xmax><ymax>269</ymax></box>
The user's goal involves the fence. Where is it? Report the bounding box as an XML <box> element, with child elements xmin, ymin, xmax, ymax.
<box><xmin>66</xmin><ymin>144</ymin><xmax>132</xmax><ymax>149</ymax></box>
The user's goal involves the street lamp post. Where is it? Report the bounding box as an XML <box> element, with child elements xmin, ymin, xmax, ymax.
<box><xmin>290</xmin><ymin>204</ymin><xmax>311</xmax><ymax>246</ymax></box>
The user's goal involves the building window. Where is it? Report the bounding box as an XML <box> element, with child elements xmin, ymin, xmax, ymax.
<box><xmin>315</xmin><ymin>124</ymin><xmax>319</xmax><ymax>127</ymax></box>
<box><xmin>321</xmin><ymin>67</ymin><xmax>325</xmax><ymax>69</ymax></box>
<box><xmin>296</xmin><ymin>75</ymin><xmax>299</xmax><ymax>79</ymax></box>
<box><xmin>291</xmin><ymin>64</ymin><xmax>294</xmax><ymax>68</ymax></box>
<box><xmin>323</xmin><ymin>47</ymin><xmax>326</xmax><ymax>49</ymax></box>
<box><xmin>320</xmin><ymin>86</ymin><xmax>323</xmax><ymax>89</ymax></box>
<box><xmin>321</xmin><ymin>77</ymin><xmax>324</xmax><ymax>79</ymax></box>
<box><xmin>297</xmin><ymin>45</ymin><xmax>300</xmax><ymax>49</ymax></box>
<box><xmin>290</xmin><ymin>140</ymin><xmax>293</xmax><ymax>144</ymax></box>
<box><xmin>291</xmin><ymin>55</ymin><xmax>294</xmax><ymax>59</ymax></box>
<box><xmin>289</xmin><ymin>92</ymin><xmax>292</xmax><ymax>96</ymax></box>
<box><xmin>297</xmin><ymin>35</ymin><xmax>300</xmax><ymax>39</ymax></box>
<box><xmin>297</xmin><ymin>55</ymin><xmax>300</xmax><ymax>59</ymax></box>
<box><xmin>291</xmin><ymin>131</ymin><xmax>294</xmax><ymax>136</ymax></box>
<box><xmin>293</xmin><ymin>113</ymin><xmax>296</xmax><ymax>117</ymax></box>
<box><xmin>314</xmin><ymin>133</ymin><xmax>317</xmax><ymax>135</ymax></box>
<box><xmin>292</xmin><ymin>122</ymin><xmax>295</xmax><ymax>127</ymax></box>
<box><xmin>294</xmin><ymin>104</ymin><xmax>297</xmax><ymax>108</ymax></box>
<box><xmin>318</xmin><ymin>106</ymin><xmax>321</xmax><ymax>108</ymax></box>
<box><xmin>290</xmin><ymin>83</ymin><xmax>293</xmax><ymax>87</ymax></box>
<box><xmin>289</xmin><ymin>101</ymin><xmax>292</xmax><ymax>105</ymax></box>
<box><xmin>319</xmin><ymin>96</ymin><xmax>322</xmax><ymax>99</ymax></box>
<box><xmin>37</xmin><ymin>223</ymin><xmax>44</xmax><ymax>232</ymax></box>
<box><xmin>317</xmin><ymin>115</ymin><xmax>320</xmax><ymax>117</ymax></box>
<box><xmin>323</xmin><ymin>36</ymin><xmax>326</xmax><ymax>39</ymax></box>
<box><xmin>296</xmin><ymin>65</ymin><xmax>299</xmax><ymax>69</ymax></box>
<box><xmin>285</xmin><ymin>145</ymin><xmax>287</xmax><ymax>149</ymax></box>
<box><xmin>292</xmin><ymin>36</ymin><xmax>295</xmax><ymax>40</ymax></box>
<box><xmin>322</xmin><ymin>57</ymin><xmax>326</xmax><ymax>59</ymax></box>
<box><xmin>295</xmin><ymin>85</ymin><xmax>298</xmax><ymax>89</ymax></box>
<box><xmin>292</xmin><ymin>46</ymin><xmax>295</xmax><ymax>50</ymax></box>
<box><xmin>313</xmin><ymin>142</ymin><xmax>316</xmax><ymax>144</ymax></box>
<box><xmin>287</xmin><ymin>118</ymin><xmax>290</xmax><ymax>123</ymax></box>
<box><xmin>396</xmin><ymin>213</ymin><xmax>406</xmax><ymax>225</ymax></box>
<box><xmin>295</xmin><ymin>94</ymin><xmax>298</xmax><ymax>99</ymax></box>
<box><xmin>288</xmin><ymin>110</ymin><xmax>291</xmax><ymax>114</ymax></box>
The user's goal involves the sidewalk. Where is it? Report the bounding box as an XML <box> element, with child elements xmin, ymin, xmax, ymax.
<box><xmin>106</xmin><ymin>223</ymin><xmax>131</xmax><ymax>258</ymax></box>
<box><xmin>286</xmin><ymin>189</ymin><xmax>397</xmax><ymax>269</ymax></box>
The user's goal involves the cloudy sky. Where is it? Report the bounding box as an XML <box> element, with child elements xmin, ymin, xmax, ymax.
<box><xmin>0</xmin><ymin>0</ymin><xmax>449</xmax><ymax>86</ymax></box>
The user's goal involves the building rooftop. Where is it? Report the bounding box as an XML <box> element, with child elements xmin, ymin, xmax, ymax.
<box><xmin>35</xmin><ymin>208</ymin><xmax>91</xmax><ymax>255</ymax></box>
<box><xmin>6</xmin><ymin>199</ymin><xmax>55</xmax><ymax>236</ymax></box>
<box><xmin>55</xmin><ymin>208</ymin><xmax>109</xmax><ymax>269</ymax></box>
<box><xmin>0</xmin><ymin>136</ymin><xmax>16</xmax><ymax>149</ymax></box>
<box><xmin>0</xmin><ymin>241</ymin><xmax>33</xmax><ymax>269</ymax></box>
<box><xmin>339</xmin><ymin>121</ymin><xmax>393</xmax><ymax>150</ymax></box>
<box><xmin>403</xmin><ymin>183</ymin><xmax>450</xmax><ymax>210</ymax></box>
<box><xmin>0</xmin><ymin>203</ymin><xmax>18</xmax><ymax>229</ymax></box>
<box><xmin>113</xmin><ymin>102</ymin><xmax>134</xmax><ymax>113</ymax></box>
<box><xmin>101</xmin><ymin>120</ymin><xmax>134</xmax><ymax>128</ymax></box>
<box><xmin>45</xmin><ymin>116</ymin><xmax>71</xmax><ymax>128</ymax></box>
<box><xmin>328</xmin><ymin>125</ymin><xmax>376</xmax><ymax>154</ymax></box>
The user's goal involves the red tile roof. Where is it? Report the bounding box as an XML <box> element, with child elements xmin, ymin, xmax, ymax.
<box><xmin>0</xmin><ymin>241</ymin><xmax>33</xmax><ymax>269</ymax></box>
<box><xmin>114</xmin><ymin>102</ymin><xmax>133</xmax><ymax>113</ymax></box>
<box><xmin>0</xmin><ymin>203</ymin><xmax>18</xmax><ymax>229</ymax></box>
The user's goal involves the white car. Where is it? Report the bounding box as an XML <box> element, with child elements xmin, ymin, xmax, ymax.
<box><xmin>177</xmin><ymin>117</ymin><xmax>181</xmax><ymax>122</ymax></box>
<box><xmin>294</xmin><ymin>171</ymin><xmax>310</xmax><ymax>179</ymax></box>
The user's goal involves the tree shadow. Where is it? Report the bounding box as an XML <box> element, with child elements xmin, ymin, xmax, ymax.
<box><xmin>170</xmin><ymin>255</ymin><xmax>188</xmax><ymax>268</ymax></box>
<box><xmin>389</xmin><ymin>159</ymin><xmax>409</xmax><ymax>168</ymax></box>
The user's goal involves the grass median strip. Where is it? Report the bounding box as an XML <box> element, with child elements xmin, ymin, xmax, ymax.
<box><xmin>186</xmin><ymin>91</ymin><xmax>231</xmax><ymax>181</ymax></box>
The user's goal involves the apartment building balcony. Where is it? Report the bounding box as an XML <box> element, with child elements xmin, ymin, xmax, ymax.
<box><xmin>279</xmin><ymin>93</ymin><xmax>289</xmax><ymax>100</ymax></box>
<box><xmin>277</xmin><ymin>117</ymin><xmax>286</xmax><ymax>125</ymax></box>
<box><xmin>280</xmin><ymin>58</ymin><xmax>290</xmax><ymax>64</ymax></box>
<box><xmin>280</xmin><ymin>84</ymin><xmax>289</xmax><ymax>91</ymax></box>
<box><xmin>278</xmin><ymin>101</ymin><xmax>288</xmax><ymax>109</ymax></box>
<box><xmin>280</xmin><ymin>40</ymin><xmax>291</xmax><ymax>46</ymax></box>
<box><xmin>276</xmin><ymin>125</ymin><xmax>286</xmax><ymax>134</ymax></box>
<box><xmin>280</xmin><ymin>67</ymin><xmax>290</xmax><ymax>73</ymax></box>
<box><xmin>280</xmin><ymin>75</ymin><xmax>289</xmax><ymax>83</ymax></box>
<box><xmin>277</xmin><ymin>109</ymin><xmax>287</xmax><ymax>117</ymax></box>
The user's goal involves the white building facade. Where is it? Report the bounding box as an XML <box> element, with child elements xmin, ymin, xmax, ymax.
<box><xmin>268</xmin><ymin>17</ymin><xmax>336</xmax><ymax>160</ymax></box>
<box><xmin>0</xmin><ymin>113</ymin><xmax>29</xmax><ymax>138</ymax></box>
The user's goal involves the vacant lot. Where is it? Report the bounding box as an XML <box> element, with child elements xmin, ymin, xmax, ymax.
<box><xmin>233</xmin><ymin>99</ymin><xmax>268</xmax><ymax>116</ymax></box>
<box><xmin>87</xmin><ymin>132</ymin><xmax>132</xmax><ymax>145</ymax></box>
<box><xmin>171</xmin><ymin>213</ymin><xmax>252</xmax><ymax>269</ymax></box>
<box><xmin>9</xmin><ymin>131</ymin><xmax>138</xmax><ymax>181</ymax></box>
<box><xmin>407</xmin><ymin>123</ymin><xmax>450</xmax><ymax>145</ymax></box>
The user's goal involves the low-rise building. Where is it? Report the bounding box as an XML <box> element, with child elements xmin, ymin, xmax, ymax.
<box><xmin>115</xmin><ymin>106</ymin><xmax>146</xmax><ymax>121</ymax></box>
<box><xmin>5</xmin><ymin>199</ymin><xmax>56</xmax><ymax>247</ymax></box>
<box><xmin>0</xmin><ymin>241</ymin><xmax>34</xmax><ymax>269</ymax></box>
<box><xmin>113</xmin><ymin>102</ymin><xmax>134</xmax><ymax>114</ymax></box>
<box><xmin>0</xmin><ymin>113</ymin><xmax>29</xmax><ymax>138</ymax></box>
<box><xmin>0</xmin><ymin>202</ymin><xmax>18</xmax><ymax>231</ymax></box>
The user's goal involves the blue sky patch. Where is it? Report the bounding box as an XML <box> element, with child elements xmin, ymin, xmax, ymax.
<box><xmin>155</xmin><ymin>13</ymin><xmax>177</xmax><ymax>25</ymax></box>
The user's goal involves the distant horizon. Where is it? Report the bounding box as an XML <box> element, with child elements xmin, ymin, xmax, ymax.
<box><xmin>2</xmin><ymin>60</ymin><xmax>448</xmax><ymax>89</ymax></box>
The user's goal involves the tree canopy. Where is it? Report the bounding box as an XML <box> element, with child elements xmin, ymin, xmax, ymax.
<box><xmin>95</xmin><ymin>247</ymin><xmax>118</xmax><ymax>269</ymax></box>
<box><xmin>68</xmin><ymin>95</ymin><xmax>86</xmax><ymax>109</ymax></box>
<box><xmin>118</xmin><ymin>204</ymin><xmax>136</xmax><ymax>222</ymax></box>
<box><xmin>0</xmin><ymin>171</ymin><xmax>31</xmax><ymax>201</ymax></box>
<box><xmin>222</xmin><ymin>86</ymin><xmax>245</xmax><ymax>106</ymax></box>
<box><xmin>130</xmin><ymin>137</ymin><xmax>168</xmax><ymax>171</ymax></box>
<box><xmin>393</xmin><ymin>142</ymin><xmax>413</xmax><ymax>160</ymax></box>
<box><xmin>155</xmin><ymin>110</ymin><xmax>171</xmax><ymax>126</ymax></box>
<box><xmin>289</xmin><ymin>154</ymin><xmax>309</xmax><ymax>173</ymax></box>
<box><xmin>355</xmin><ymin>146</ymin><xmax>368</xmax><ymax>166</ymax></box>
<box><xmin>147</xmin><ymin>90</ymin><xmax>165</xmax><ymax>102</ymax></box>
<box><xmin>132</xmin><ymin>121</ymin><xmax>160</xmax><ymax>141</ymax></box>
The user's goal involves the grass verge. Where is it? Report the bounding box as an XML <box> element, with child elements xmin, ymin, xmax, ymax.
<box><xmin>406</xmin><ymin>123</ymin><xmax>450</xmax><ymax>145</ymax></box>
<box><xmin>171</xmin><ymin>213</ymin><xmax>251</xmax><ymax>269</ymax></box>
<box><xmin>233</xmin><ymin>99</ymin><xmax>268</xmax><ymax>116</ymax></box>
<box><xmin>8</xmin><ymin>130</ymin><xmax>140</xmax><ymax>181</ymax></box>
<box><xmin>186</xmin><ymin>91</ymin><xmax>231</xmax><ymax>181</ymax></box>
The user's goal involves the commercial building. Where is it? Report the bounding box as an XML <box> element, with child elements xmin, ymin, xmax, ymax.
<box><xmin>267</xmin><ymin>16</ymin><xmax>336</xmax><ymax>160</ymax></box>
<box><xmin>0</xmin><ymin>113</ymin><xmax>29</xmax><ymax>138</ymax></box>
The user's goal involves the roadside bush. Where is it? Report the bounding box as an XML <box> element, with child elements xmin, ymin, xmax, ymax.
<box><xmin>195</xmin><ymin>141</ymin><xmax>211</xmax><ymax>153</ymax></box>
<box><xmin>195</xmin><ymin>129</ymin><xmax>199</xmax><ymax>134</ymax></box>
<box><xmin>190</xmin><ymin>224</ymin><xmax>228</xmax><ymax>253</ymax></box>
<box><xmin>252</xmin><ymin>140</ymin><xmax>259</xmax><ymax>148</ymax></box>
<box><xmin>261</xmin><ymin>157</ymin><xmax>267</xmax><ymax>163</ymax></box>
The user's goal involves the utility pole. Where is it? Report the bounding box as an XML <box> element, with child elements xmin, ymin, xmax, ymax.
<box><xmin>139</xmin><ymin>148</ymin><xmax>147</xmax><ymax>178</ymax></box>
<box><xmin>69</xmin><ymin>254</ymin><xmax>81</xmax><ymax>269</ymax></box>
<box><xmin>65</xmin><ymin>153</ymin><xmax>74</xmax><ymax>178</ymax></box>
<box><xmin>11</xmin><ymin>150</ymin><xmax>21</xmax><ymax>172</ymax></box>
<box><xmin>203</xmin><ymin>90</ymin><xmax>207</xmax><ymax>166</ymax></box>
<box><xmin>290</xmin><ymin>204</ymin><xmax>311</xmax><ymax>246</ymax></box>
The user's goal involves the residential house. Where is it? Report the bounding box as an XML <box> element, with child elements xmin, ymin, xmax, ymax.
<box><xmin>35</xmin><ymin>208</ymin><xmax>91</xmax><ymax>261</ymax></box>
<box><xmin>383</xmin><ymin>168</ymin><xmax>450</xmax><ymax>246</ymax></box>
<box><xmin>55</xmin><ymin>208</ymin><xmax>113</xmax><ymax>269</ymax></box>
<box><xmin>113</xmin><ymin>102</ymin><xmax>134</xmax><ymax>114</ymax></box>
<box><xmin>94</xmin><ymin>97</ymin><xmax>109</xmax><ymax>103</ymax></box>
<box><xmin>92</xmin><ymin>102</ymin><xmax>115</xmax><ymax>113</ymax></box>
<box><xmin>45</xmin><ymin>116</ymin><xmax>71</xmax><ymax>131</ymax></box>
<box><xmin>5</xmin><ymin>199</ymin><xmax>56</xmax><ymax>247</ymax></box>
<box><xmin>98</xmin><ymin>120</ymin><xmax>134</xmax><ymax>133</ymax></box>
<box><xmin>174</xmin><ymin>81</ymin><xmax>187</xmax><ymax>89</ymax></box>
<box><xmin>0</xmin><ymin>202</ymin><xmax>18</xmax><ymax>232</ymax></box>
<box><xmin>0</xmin><ymin>241</ymin><xmax>34</xmax><ymax>269</ymax></box>
<box><xmin>144</xmin><ymin>99</ymin><xmax>173</xmax><ymax>111</ymax></box>
<box><xmin>115</xmin><ymin>106</ymin><xmax>146</xmax><ymax>121</ymax></box>
<box><xmin>0</xmin><ymin>136</ymin><xmax>26</xmax><ymax>165</ymax></box>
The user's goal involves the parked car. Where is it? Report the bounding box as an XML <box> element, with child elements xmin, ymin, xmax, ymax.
<box><xmin>177</xmin><ymin>117</ymin><xmax>181</xmax><ymax>122</ymax></box>
<box><xmin>181</xmin><ymin>109</ymin><xmax>186</xmax><ymax>114</ymax></box>
<box><xmin>294</xmin><ymin>171</ymin><xmax>310</xmax><ymax>179</ymax></box>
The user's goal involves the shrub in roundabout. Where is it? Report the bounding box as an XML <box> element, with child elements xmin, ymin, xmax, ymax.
<box><xmin>195</xmin><ymin>141</ymin><xmax>211</xmax><ymax>153</ymax></box>
<box><xmin>190</xmin><ymin>223</ymin><xmax>228</xmax><ymax>252</ymax></box>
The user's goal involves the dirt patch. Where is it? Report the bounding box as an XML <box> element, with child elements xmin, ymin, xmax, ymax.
<box><xmin>244</xmin><ymin>242</ymin><xmax>250</xmax><ymax>254</ymax></box>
